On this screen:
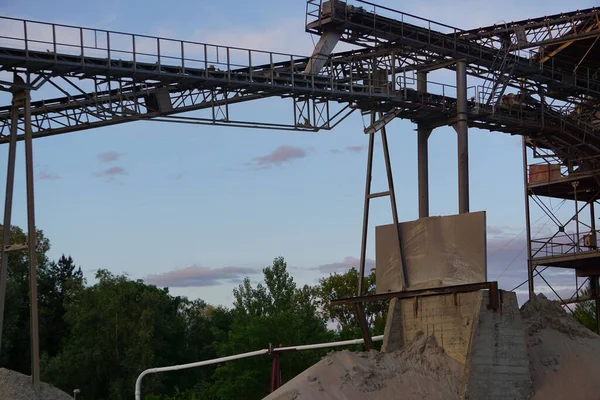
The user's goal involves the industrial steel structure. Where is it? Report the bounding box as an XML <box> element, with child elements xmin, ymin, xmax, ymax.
<box><xmin>0</xmin><ymin>0</ymin><xmax>599</xmax><ymax>392</ymax></box>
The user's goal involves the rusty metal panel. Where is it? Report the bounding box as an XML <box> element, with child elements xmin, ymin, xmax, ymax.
<box><xmin>529</xmin><ymin>164</ymin><xmax>561</xmax><ymax>183</ymax></box>
<box><xmin>375</xmin><ymin>211</ymin><xmax>487</xmax><ymax>293</ymax></box>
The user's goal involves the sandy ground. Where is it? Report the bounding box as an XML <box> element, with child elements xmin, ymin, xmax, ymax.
<box><xmin>0</xmin><ymin>368</ymin><xmax>72</xmax><ymax>400</ymax></box>
<box><xmin>263</xmin><ymin>334</ymin><xmax>463</xmax><ymax>400</ymax></box>
<box><xmin>521</xmin><ymin>293</ymin><xmax>600</xmax><ymax>400</ymax></box>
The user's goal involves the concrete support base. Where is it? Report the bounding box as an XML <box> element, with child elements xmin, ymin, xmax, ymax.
<box><xmin>382</xmin><ymin>290</ymin><xmax>533</xmax><ymax>399</ymax></box>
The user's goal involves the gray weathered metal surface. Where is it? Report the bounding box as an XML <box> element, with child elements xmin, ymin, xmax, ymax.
<box><xmin>376</xmin><ymin>211</ymin><xmax>487</xmax><ymax>292</ymax></box>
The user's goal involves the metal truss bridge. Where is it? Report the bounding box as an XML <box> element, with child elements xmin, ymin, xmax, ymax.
<box><xmin>0</xmin><ymin>0</ymin><xmax>599</xmax><ymax>392</ymax></box>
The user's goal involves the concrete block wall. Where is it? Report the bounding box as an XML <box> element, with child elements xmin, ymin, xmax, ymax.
<box><xmin>382</xmin><ymin>291</ymin><xmax>483</xmax><ymax>365</ymax></box>
<box><xmin>462</xmin><ymin>291</ymin><xmax>532</xmax><ymax>399</ymax></box>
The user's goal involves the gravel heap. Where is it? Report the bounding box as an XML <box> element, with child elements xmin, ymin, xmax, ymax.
<box><xmin>520</xmin><ymin>293</ymin><xmax>600</xmax><ymax>400</ymax></box>
<box><xmin>0</xmin><ymin>368</ymin><xmax>72</xmax><ymax>400</ymax></box>
<box><xmin>263</xmin><ymin>333</ymin><xmax>463</xmax><ymax>400</ymax></box>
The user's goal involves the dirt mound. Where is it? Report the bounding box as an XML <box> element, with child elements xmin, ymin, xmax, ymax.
<box><xmin>263</xmin><ymin>334</ymin><xmax>462</xmax><ymax>400</ymax></box>
<box><xmin>0</xmin><ymin>368</ymin><xmax>72</xmax><ymax>400</ymax></box>
<box><xmin>521</xmin><ymin>293</ymin><xmax>600</xmax><ymax>400</ymax></box>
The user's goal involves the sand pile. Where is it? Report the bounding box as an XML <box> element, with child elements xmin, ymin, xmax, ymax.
<box><xmin>0</xmin><ymin>368</ymin><xmax>72</xmax><ymax>400</ymax></box>
<box><xmin>263</xmin><ymin>334</ymin><xmax>463</xmax><ymax>400</ymax></box>
<box><xmin>521</xmin><ymin>293</ymin><xmax>600</xmax><ymax>400</ymax></box>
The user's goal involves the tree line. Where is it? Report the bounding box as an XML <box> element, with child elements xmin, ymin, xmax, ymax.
<box><xmin>0</xmin><ymin>225</ymin><xmax>387</xmax><ymax>400</ymax></box>
<box><xmin>1</xmin><ymin>225</ymin><xmax>597</xmax><ymax>399</ymax></box>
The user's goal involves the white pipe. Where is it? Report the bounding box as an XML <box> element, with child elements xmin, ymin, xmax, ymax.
<box><xmin>134</xmin><ymin>349</ymin><xmax>269</xmax><ymax>400</ymax></box>
<box><xmin>134</xmin><ymin>335</ymin><xmax>384</xmax><ymax>400</ymax></box>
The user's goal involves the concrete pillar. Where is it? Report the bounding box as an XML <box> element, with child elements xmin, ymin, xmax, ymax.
<box><xmin>416</xmin><ymin>71</ymin><xmax>432</xmax><ymax>218</ymax></box>
<box><xmin>454</xmin><ymin>61</ymin><xmax>469</xmax><ymax>214</ymax></box>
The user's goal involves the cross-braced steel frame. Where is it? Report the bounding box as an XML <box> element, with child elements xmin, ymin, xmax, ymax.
<box><xmin>0</xmin><ymin>0</ymin><xmax>600</xmax><ymax>391</ymax></box>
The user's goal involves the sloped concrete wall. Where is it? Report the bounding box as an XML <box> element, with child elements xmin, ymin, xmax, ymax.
<box><xmin>382</xmin><ymin>290</ymin><xmax>532</xmax><ymax>399</ymax></box>
<box><xmin>462</xmin><ymin>291</ymin><xmax>532</xmax><ymax>399</ymax></box>
<box><xmin>382</xmin><ymin>291</ymin><xmax>483</xmax><ymax>365</ymax></box>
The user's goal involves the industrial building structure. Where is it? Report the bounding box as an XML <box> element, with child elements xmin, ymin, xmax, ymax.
<box><xmin>0</xmin><ymin>0</ymin><xmax>599</xmax><ymax>394</ymax></box>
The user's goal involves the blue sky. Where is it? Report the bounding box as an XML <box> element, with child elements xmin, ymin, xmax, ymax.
<box><xmin>0</xmin><ymin>0</ymin><xmax>596</xmax><ymax>307</ymax></box>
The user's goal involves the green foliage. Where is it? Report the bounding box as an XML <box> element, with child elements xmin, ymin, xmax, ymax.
<box><xmin>0</xmin><ymin>224</ymin><xmax>52</xmax><ymax>373</ymax></box>
<box><xmin>314</xmin><ymin>267</ymin><xmax>387</xmax><ymax>340</ymax></box>
<box><xmin>573</xmin><ymin>281</ymin><xmax>599</xmax><ymax>333</ymax></box>
<box><xmin>42</xmin><ymin>270</ymin><xmax>190</xmax><ymax>400</ymax></box>
<box><xmin>207</xmin><ymin>257</ymin><xmax>333</xmax><ymax>400</ymax></box>
<box><xmin>1</xmin><ymin>224</ymin><xmax>382</xmax><ymax>400</ymax></box>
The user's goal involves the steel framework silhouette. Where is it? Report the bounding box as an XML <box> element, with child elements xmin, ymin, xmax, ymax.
<box><xmin>0</xmin><ymin>0</ymin><xmax>599</xmax><ymax>392</ymax></box>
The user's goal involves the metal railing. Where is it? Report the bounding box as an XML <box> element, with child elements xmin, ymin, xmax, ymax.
<box><xmin>532</xmin><ymin>232</ymin><xmax>600</xmax><ymax>258</ymax></box>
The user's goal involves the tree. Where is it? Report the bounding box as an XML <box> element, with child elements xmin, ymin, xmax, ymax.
<box><xmin>207</xmin><ymin>257</ymin><xmax>332</xmax><ymax>400</ymax></box>
<box><xmin>0</xmin><ymin>224</ymin><xmax>51</xmax><ymax>374</ymax></box>
<box><xmin>42</xmin><ymin>270</ymin><xmax>191</xmax><ymax>400</ymax></box>
<box><xmin>38</xmin><ymin>254</ymin><xmax>84</xmax><ymax>358</ymax></box>
<box><xmin>573</xmin><ymin>281</ymin><xmax>599</xmax><ymax>333</ymax></box>
<box><xmin>314</xmin><ymin>267</ymin><xmax>387</xmax><ymax>340</ymax></box>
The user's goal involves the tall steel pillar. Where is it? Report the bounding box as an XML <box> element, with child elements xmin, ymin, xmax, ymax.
<box><xmin>0</xmin><ymin>93</ymin><xmax>20</xmax><ymax>355</ymax></box>
<box><xmin>595</xmin><ymin>276</ymin><xmax>600</xmax><ymax>334</ymax></box>
<box><xmin>522</xmin><ymin>138</ymin><xmax>534</xmax><ymax>300</ymax></box>
<box><xmin>417</xmin><ymin>71</ymin><xmax>432</xmax><ymax>218</ymax></box>
<box><xmin>23</xmin><ymin>89</ymin><xmax>41</xmax><ymax>392</ymax></box>
<box><xmin>453</xmin><ymin>60</ymin><xmax>469</xmax><ymax>214</ymax></box>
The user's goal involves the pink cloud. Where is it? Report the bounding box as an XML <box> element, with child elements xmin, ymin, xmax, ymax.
<box><xmin>145</xmin><ymin>265</ymin><xmax>259</xmax><ymax>287</ymax></box>
<box><xmin>317</xmin><ymin>256</ymin><xmax>375</xmax><ymax>274</ymax></box>
<box><xmin>97</xmin><ymin>151</ymin><xmax>121</xmax><ymax>162</ymax></box>
<box><xmin>346</xmin><ymin>145</ymin><xmax>366</xmax><ymax>153</ymax></box>
<box><xmin>252</xmin><ymin>145</ymin><xmax>308</xmax><ymax>168</ymax></box>
<box><xmin>93</xmin><ymin>166</ymin><xmax>127</xmax><ymax>178</ymax></box>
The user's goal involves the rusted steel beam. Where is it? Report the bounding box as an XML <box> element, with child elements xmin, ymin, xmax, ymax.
<box><xmin>332</xmin><ymin>281</ymin><xmax>500</xmax><ymax>310</ymax></box>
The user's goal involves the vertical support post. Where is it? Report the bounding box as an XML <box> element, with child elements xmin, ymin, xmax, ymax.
<box><xmin>356</xmin><ymin>113</ymin><xmax>375</xmax><ymax>351</ymax></box>
<box><xmin>522</xmin><ymin>137</ymin><xmax>534</xmax><ymax>300</ymax></box>
<box><xmin>595</xmin><ymin>276</ymin><xmax>600</xmax><ymax>335</ymax></box>
<box><xmin>591</xmin><ymin>277</ymin><xmax>600</xmax><ymax>334</ymax></box>
<box><xmin>0</xmin><ymin>100</ymin><xmax>20</xmax><ymax>354</ymax></box>
<box><xmin>591</xmin><ymin>200</ymin><xmax>597</xmax><ymax>249</ymax></box>
<box><xmin>416</xmin><ymin>71</ymin><xmax>431</xmax><ymax>218</ymax></box>
<box><xmin>417</xmin><ymin>128</ymin><xmax>431</xmax><ymax>218</ymax></box>
<box><xmin>23</xmin><ymin>89</ymin><xmax>40</xmax><ymax>393</ymax></box>
<box><xmin>358</xmin><ymin>114</ymin><xmax>375</xmax><ymax>297</ymax></box>
<box><xmin>455</xmin><ymin>60</ymin><xmax>469</xmax><ymax>214</ymax></box>
<box><xmin>379</xmin><ymin>111</ymin><xmax>407</xmax><ymax>290</ymax></box>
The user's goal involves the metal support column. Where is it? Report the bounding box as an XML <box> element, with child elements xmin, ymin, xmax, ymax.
<box><xmin>416</xmin><ymin>71</ymin><xmax>432</xmax><ymax>218</ymax></box>
<box><xmin>522</xmin><ymin>138</ymin><xmax>534</xmax><ymax>300</ymax></box>
<box><xmin>23</xmin><ymin>89</ymin><xmax>40</xmax><ymax>392</ymax></box>
<box><xmin>0</xmin><ymin>99</ymin><xmax>19</xmax><ymax>354</ymax></box>
<box><xmin>358</xmin><ymin>120</ymin><xmax>376</xmax><ymax>297</ymax></box>
<box><xmin>379</xmin><ymin>111</ymin><xmax>406</xmax><ymax>291</ymax></box>
<box><xmin>454</xmin><ymin>60</ymin><xmax>469</xmax><ymax>214</ymax></box>
<box><xmin>596</xmin><ymin>276</ymin><xmax>600</xmax><ymax>335</ymax></box>
<box><xmin>356</xmin><ymin>110</ymin><xmax>406</xmax><ymax>350</ymax></box>
<box><xmin>591</xmin><ymin>277</ymin><xmax>600</xmax><ymax>334</ymax></box>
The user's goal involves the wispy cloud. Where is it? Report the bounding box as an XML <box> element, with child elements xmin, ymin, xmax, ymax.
<box><xmin>249</xmin><ymin>145</ymin><xmax>310</xmax><ymax>169</ymax></box>
<box><xmin>97</xmin><ymin>151</ymin><xmax>121</xmax><ymax>163</ymax></box>
<box><xmin>37</xmin><ymin>170</ymin><xmax>60</xmax><ymax>181</ymax></box>
<box><xmin>93</xmin><ymin>166</ymin><xmax>127</xmax><ymax>179</ymax></box>
<box><xmin>145</xmin><ymin>265</ymin><xmax>260</xmax><ymax>287</ymax></box>
<box><xmin>346</xmin><ymin>145</ymin><xmax>367</xmax><ymax>153</ymax></box>
<box><xmin>316</xmin><ymin>256</ymin><xmax>375</xmax><ymax>274</ymax></box>
<box><xmin>167</xmin><ymin>172</ymin><xmax>186</xmax><ymax>181</ymax></box>
<box><xmin>329</xmin><ymin>145</ymin><xmax>368</xmax><ymax>154</ymax></box>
